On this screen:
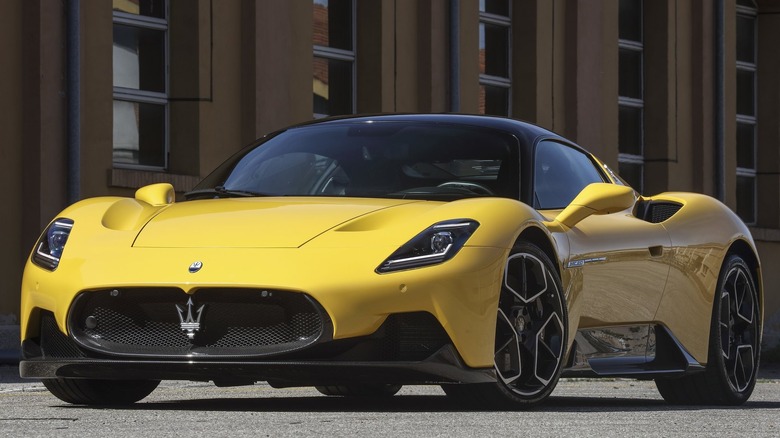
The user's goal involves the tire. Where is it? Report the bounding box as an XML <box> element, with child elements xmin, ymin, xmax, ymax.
<box><xmin>442</xmin><ymin>242</ymin><xmax>568</xmax><ymax>408</ymax></box>
<box><xmin>42</xmin><ymin>378</ymin><xmax>160</xmax><ymax>405</ymax></box>
<box><xmin>315</xmin><ymin>384</ymin><xmax>402</xmax><ymax>397</ymax></box>
<box><xmin>655</xmin><ymin>254</ymin><xmax>761</xmax><ymax>405</ymax></box>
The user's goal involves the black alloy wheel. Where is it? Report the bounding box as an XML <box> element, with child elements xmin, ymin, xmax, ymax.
<box><xmin>655</xmin><ymin>254</ymin><xmax>761</xmax><ymax>405</ymax></box>
<box><xmin>442</xmin><ymin>242</ymin><xmax>568</xmax><ymax>408</ymax></box>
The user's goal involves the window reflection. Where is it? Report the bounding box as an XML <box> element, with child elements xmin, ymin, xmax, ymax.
<box><xmin>113</xmin><ymin>24</ymin><xmax>166</xmax><ymax>93</ymax></box>
<box><xmin>312</xmin><ymin>0</ymin><xmax>352</xmax><ymax>50</ymax></box>
<box><xmin>618</xmin><ymin>0</ymin><xmax>644</xmax><ymax>194</ymax></box>
<box><xmin>113</xmin><ymin>100</ymin><xmax>166</xmax><ymax>167</ymax></box>
<box><xmin>736</xmin><ymin>2</ymin><xmax>757</xmax><ymax>224</ymax></box>
<box><xmin>479</xmin><ymin>0</ymin><xmax>509</xmax><ymax>16</ymax></box>
<box><xmin>479</xmin><ymin>23</ymin><xmax>509</xmax><ymax>78</ymax></box>
<box><xmin>478</xmin><ymin>1</ymin><xmax>510</xmax><ymax>116</ymax></box>
<box><xmin>112</xmin><ymin>0</ymin><xmax>167</xmax><ymax>168</ymax></box>
<box><xmin>479</xmin><ymin>85</ymin><xmax>509</xmax><ymax>116</ymax></box>
<box><xmin>113</xmin><ymin>0</ymin><xmax>166</xmax><ymax>19</ymax></box>
<box><xmin>313</xmin><ymin>56</ymin><xmax>352</xmax><ymax>117</ymax></box>
<box><xmin>312</xmin><ymin>0</ymin><xmax>355</xmax><ymax>117</ymax></box>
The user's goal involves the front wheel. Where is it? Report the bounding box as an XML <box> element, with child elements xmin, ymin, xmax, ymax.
<box><xmin>43</xmin><ymin>378</ymin><xmax>160</xmax><ymax>405</ymax></box>
<box><xmin>442</xmin><ymin>242</ymin><xmax>568</xmax><ymax>408</ymax></box>
<box><xmin>655</xmin><ymin>254</ymin><xmax>761</xmax><ymax>405</ymax></box>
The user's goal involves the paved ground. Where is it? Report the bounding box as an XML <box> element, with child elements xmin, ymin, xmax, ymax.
<box><xmin>1</xmin><ymin>363</ymin><xmax>779</xmax><ymax>437</ymax></box>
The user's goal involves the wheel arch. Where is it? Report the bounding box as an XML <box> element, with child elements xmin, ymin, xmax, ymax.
<box><xmin>726</xmin><ymin>238</ymin><xmax>764</xmax><ymax>324</ymax></box>
<box><xmin>516</xmin><ymin>225</ymin><xmax>561</xmax><ymax>278</ymax></box>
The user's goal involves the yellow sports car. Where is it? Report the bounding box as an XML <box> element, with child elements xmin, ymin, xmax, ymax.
<box><xmin>20</xmin><ymin>114</ymin><xmax>762</xmax><ymax>407</ymax></box>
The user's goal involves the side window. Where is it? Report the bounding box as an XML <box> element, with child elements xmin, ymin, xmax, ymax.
<box><xmin>534</xmin><ymin>141</ymin><xmax>605</xmax><ymax>209</ymax></box>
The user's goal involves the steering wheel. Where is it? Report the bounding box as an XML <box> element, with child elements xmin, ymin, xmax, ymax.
<box><xmin>437</xmin><ymin>181</ymin><xmax>495</xmax><ymax>196</ymax></box>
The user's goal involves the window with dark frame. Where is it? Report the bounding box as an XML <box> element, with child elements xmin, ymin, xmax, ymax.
<box><xmin>479</xmin><ymin>0</ymin><xmax>511</xmax><ymax>116</ymax></box>
<box><xmin>112</xmin><ymin>0</ymin><xmax>168</xmax><ymax>169</ymax></box>
<box><xmin>736</xmin><ymin>0</ymin><xmax>757</xmax><ymax>225</ymax></box>
<box><xmin>617</xmin><ymin>0</ymin><xmax>644</xmax><ymax>193</ymax></box>
<box><xmin>313</xmin><ymin>0</ymin><xmax>355</xmax><ymax>118</ymax></box>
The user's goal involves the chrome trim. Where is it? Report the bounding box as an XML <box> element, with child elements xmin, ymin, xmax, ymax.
<box><xmin>566</xmin><ymin>256</ymin><xmax>606</xmax><ymax>269</ymax></box>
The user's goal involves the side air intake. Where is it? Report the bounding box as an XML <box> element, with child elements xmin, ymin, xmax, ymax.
<box><xmin>641</xmin><ymin>202</ymin><xmax>682</xmax><ymax>224</ymax></box>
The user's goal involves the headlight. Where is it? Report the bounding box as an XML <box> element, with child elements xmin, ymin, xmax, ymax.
<box><xmin>376</xmin><ymin>219</ymin><xmax>479</xmax><ymax>273</ymax></box>
<box><xmin>32</xmin><ymin>218</ymin><xmax>74</xmax><ymax>270</ymax></box>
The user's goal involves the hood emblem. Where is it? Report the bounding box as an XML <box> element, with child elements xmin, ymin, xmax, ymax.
<box><xmin>189</xmin><ymin>261</ymin><xmax>203</xmax><ymax>273</ymax></box>
<box><xmin>176</xmin><ymin>297</ymin><xmax>205</xmax><ymax>340</ymax></box>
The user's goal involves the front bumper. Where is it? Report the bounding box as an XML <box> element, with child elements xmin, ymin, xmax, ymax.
<box><xmin>20</xmin><ymin>345</ymin><xmax>496</xmax><ymax>386</ymax></box>
<box><xmin>21</xmin><ymin>310</ymin><xmax>496</xmax><ymax>386</ymax></box>
<box><xmin>22</xmin><ymin>245</ymin><xmax>508</xmax><ymax>368</ymax></box>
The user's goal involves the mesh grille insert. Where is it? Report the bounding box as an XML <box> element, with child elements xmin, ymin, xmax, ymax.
<box><xmin>644</xmin><ymin>202</ymin><xmax>682</xmax><ymax>223</ymax></box>
<box><xmin>68</xmin><ymin>288</ymin><xmax>327</xmax><ymax>358</ymax></box>
<box><xmin>40</xmin><ymin>313</ymin><xmax>86</xmax><ymax>358</ymax></box>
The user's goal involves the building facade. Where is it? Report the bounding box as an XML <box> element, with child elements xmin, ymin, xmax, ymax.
<box><xmin>1</xmin><ymin>0</ymin><xmax>779</xmax><ymax>361</ymax></box>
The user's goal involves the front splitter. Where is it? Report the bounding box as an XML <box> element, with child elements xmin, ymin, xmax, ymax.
<box><xmin>20</xmin><ymin>345</ymin><xmax>496</xmax><ymax>386</ymax></box>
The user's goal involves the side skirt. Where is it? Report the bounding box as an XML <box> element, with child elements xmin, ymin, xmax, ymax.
<box><xmin>562</xmin><ymin>324</ymin><xmax>705</xmax><ymax>379</ymax></box>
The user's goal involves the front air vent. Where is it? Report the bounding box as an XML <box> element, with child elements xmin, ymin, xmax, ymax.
<box><xmin>642</xmin><ymin>202</ymin><xmax>682</xmax><ymax>224</ymax></box>
<box><xmin>68</xmin><ymin>288</ymin><xmax>330</xmax><ymax>358</ymax></box>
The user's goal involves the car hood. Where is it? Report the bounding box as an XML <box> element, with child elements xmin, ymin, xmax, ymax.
<box><xmin>132</xmin><ymin>197</ymin><xmax>422</xmax><ymax>248</ymax></box>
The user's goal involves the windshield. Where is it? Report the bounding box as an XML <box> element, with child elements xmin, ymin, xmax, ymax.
<box><xmin>190</xmin><ymin>122</ymin><xmax>520</xmax><ymax>201</ymax></box>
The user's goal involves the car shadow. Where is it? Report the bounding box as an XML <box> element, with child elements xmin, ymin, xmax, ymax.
<box><xmin>57</xmin><ymin>394</ymin><xmax>780</xmax><ymax>413</ymax></box>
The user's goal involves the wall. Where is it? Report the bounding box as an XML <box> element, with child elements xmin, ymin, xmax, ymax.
<box><xmin>0</xmin><ymin>0</ymin><xmax>778</xmax><ymax>361</ymax></box>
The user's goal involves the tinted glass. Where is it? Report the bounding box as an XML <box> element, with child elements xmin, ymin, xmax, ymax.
<box><xmin>618</xmin><ymin>105</ymin><xmax>643</xmax><ymax>156</ymax></box>
<box><xmin>113</xmin><ymin>100</ymin><xmax>166</xmax><ymax>167</ymax></box>
<box><xmin>737</xmin><ymin>14</ymin><xmax>755</xmax><ymax>64</ymax></box>
<box><xmin>113</xmin><ymin>0</ymin><xmax>166</xmax><ymax>18</ymax></box>
<box><xmin>619</xmin><ymin>48</ymin><xmax>642</xmax><ymax>99</ymax></box>
<box><xmin>737</xmin><ymin>69</ymin><xmax>755</xmax><ymax>116</ymax></box>
<box><xmin>313</xmin><ymin>56</ymin><xmax>353</xmax><ymax>116</ymax></box>
<box><xmin>479</xmin><ymin>85</ymin><xmax>509</xmax><ymax>116</ymax></box>
<box><xmin>737</xmin><ymin>122</ymin><xmax>756</xmax><ymax>169</ymax></box>
<box><xmin>736</xmin><ymin>175</ymin><xmax>756</xmax><ymax>224</ymax></box>
<box><xmin>200</xmin><ymin>123</ymin><xmax>520</xmax><ymax>201</ymax></box>
<box><xmin>312</xmin><ymin>0</ymin><xmax>352</xmax><ymax>50</ymax></box>
<box><xmin>619</xmin><ymin>0</ymin><xmax>642</xmax><ymax>42</ymax></box>
<box><xmin>480</xmin><ymin>23</ymin><xmax>510</xmax><ymax>77</ymax></box>
<box><xmin>480</xmin><ymin>0</ymin><xmax>509</xmax><ymax>16</ymax></box>
<box><xmin>618</xmin><ymin>161</ymin><xmax>642</xmax><ymax>194</ymax></box>
<box><xmin>113</xmin><ymin>24</ymin><xmax>166</xmax><ymax>92</ymax></box>
<box><xmin>534</xmin><ymin>141</ymin><xmax>605</xmax><ymax>209</ymax></box>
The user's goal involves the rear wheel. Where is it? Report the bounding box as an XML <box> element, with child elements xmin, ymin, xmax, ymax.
<box><xmin>442</xmin><ymin>242</ymin><xmax>567</xmax><ymax>408</ymax></box>
<box><xmin>315</xmin><ymin>384</ymin><xmax>402</xmax><ymax>397</ymax></box>
<box><xmin>42</xmin><ymin>378</ymin><xmax>160</xmax><ymax>405</ymax></box>
<box><xmin>655</xmin><ymin>254</ymin><xmax>760</xmax><ymax>405</ymax></box>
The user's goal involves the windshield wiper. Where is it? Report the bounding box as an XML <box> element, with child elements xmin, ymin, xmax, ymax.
<box><xmin>184</xmin><ymin>186</ymin><xmax>270</xmax><ymax>200</ymax></box>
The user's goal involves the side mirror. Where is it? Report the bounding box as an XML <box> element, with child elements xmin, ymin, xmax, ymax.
<box><xmin>554</xmin><ymin>183</ymin><xmax>635</xmax><ymax>228</ymax></box>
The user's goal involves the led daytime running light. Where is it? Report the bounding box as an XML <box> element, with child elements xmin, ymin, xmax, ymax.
<box><xmin>32</xmin><ymin>218</ymin><xmax>74</xmax><ymax>271</ymax></box>
<box><xmin>377</xmin><ymin>219</ymin><xmax>479</xmax><ymax>273</ymax></box>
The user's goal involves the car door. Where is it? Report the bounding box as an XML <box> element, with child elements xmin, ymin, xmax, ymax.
<box><xmin>534</xmin><ymin>140</ymin><xmax>671</xmax><ymax>327</ymax></box>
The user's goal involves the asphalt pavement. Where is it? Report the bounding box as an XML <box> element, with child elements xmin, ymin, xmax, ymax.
<box><xmin>1</xmin><ymin>363</ymin><xmax>779</xmax><ymax>437</ymax></box>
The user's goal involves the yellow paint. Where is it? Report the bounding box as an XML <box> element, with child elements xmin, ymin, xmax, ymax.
<box><xmin>21</xmin><ymin>180</ymin><xmax>762</xmax><ymax>369</ymax></box>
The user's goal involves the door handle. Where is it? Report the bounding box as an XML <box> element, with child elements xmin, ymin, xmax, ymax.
<box><xmin>648</xmin><ymin>245</ymin><xmax>664</xmax><ymax>257</ymax></box>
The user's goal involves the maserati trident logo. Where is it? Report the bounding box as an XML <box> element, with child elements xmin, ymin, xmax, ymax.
<box><xmin>189</xmin><ymin>261</ymin><xmax>203</xmax><ymax>273</ymax></box>
<box><xmin>176</xmin><ymin>297</ymin><xmax>205</xmax><ymax>339</ymax></box>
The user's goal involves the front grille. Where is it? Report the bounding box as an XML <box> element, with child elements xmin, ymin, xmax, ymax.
<box><xmin>359</xmin><ymin>312</ymin><xmax>450</xmax><ymax>361</ymax></box>
<box><xmin>68</xmin><ymin>288</ymin><xmax>329</xmax><ymax>358</ymax></box>
<box><xmin>387</xmin><ymin>312</ymin><xmax>451</xmax><ymax>360</ymax></box>
<box><xmin>39</xmin><ymin>312</ymin><xmax>85</xmax><ymax>358</ymax></box>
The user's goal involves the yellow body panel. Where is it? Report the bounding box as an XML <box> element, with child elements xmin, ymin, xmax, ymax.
<box><xmin>21</xmin><ymin>195</ymin><xmax>543</xmax><ymax>368</ymax></box>
<box><xmin>20</xmin><ymin>182</ymin><xmax>763</xmax><ymax>371</ymax></box>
